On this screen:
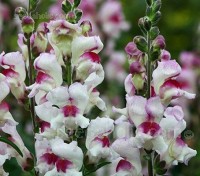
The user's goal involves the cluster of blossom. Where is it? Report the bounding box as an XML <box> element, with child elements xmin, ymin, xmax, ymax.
<box><xmin>17</xmin><ymin>14</ymin><xmax>122</xmax><ymax>174</ymax></box>
<box><xmin>0</xmin><ymin>51</ymin><xmax>33</xmax><ymax>175</ymax></box>
<box><xmin>110</xmin><ymin>35</ymin><xmax>197</xmax><ymax>175</ymax></box>
<box><xmin>49</xmin><ymin>0</ymin><xmax>129</xmax><ymax>100</ymax></box>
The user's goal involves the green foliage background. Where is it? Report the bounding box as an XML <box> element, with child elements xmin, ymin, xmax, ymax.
<box><xmin>1</xmin><ymin>0</ymin><xmax>200</xmax><ymax>175</ymax></box>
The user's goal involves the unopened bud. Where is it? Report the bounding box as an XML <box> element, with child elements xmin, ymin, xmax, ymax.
<box><xmin>132</xmin><ymin>74</ymin><xmax>144</xmax><ymax>90</ymax></box>
<box><xmin>15</xmin><ymin>7</ymin><xmax>27</xmax><ymax>19</ymax></box>
<box><xmin>146</xmin><ymin>0</ymin><xmax>152</xmax><ymax>6</ymax></box>
<box><xmin>133</xmin><ymin>36</ymin><xmax>148</xmax><ymax>52</ymax></box>
<box><xmin>130</xmin><ymin>61</ymin><xmax>145</xmax><ymax>74</ymax></box>
<box><xmin>22</xmin><ymin>16</ymin><xmax>35</xmax><ymax>35</ymax></box>
<box><xmin>81</xmin><ymin>20</ymin><xmax>92</xmax><ymax>34</ymax></box>
<box><xmin>152</xmin><ymin>0</ymin><xmax>162</xmax><ymax>12</ymax></box>
<box><xmin>152</xmin><ymin>11</ymin><xmax>161</xmax><ymax>25</ymax></box>
<box><xmin>150</xmin><ymin>26</ymin><xmax>160</xmax><ymax>40</ymax></box>
<box><xmin>152</xmin><ymin>35</ymin><xmax>165</xmax><ymax>49</ymax></box>
<box><xmin>138</xmin><ymin>17</ymin><xmax>151</xmax><ymax>32</ymax></box>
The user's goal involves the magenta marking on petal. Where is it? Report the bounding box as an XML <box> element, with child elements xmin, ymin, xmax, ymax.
<box><xmin>39</xmin><ymin>121</ymin><xmax>50</xmax><ymax>133</ymax></box>
<box><xmin>2</xmin><ymin>69</ymin><xmax>19</xmax><ymax>78</ymax></box>
<box><xmin>109</xmin><ymin>13</ymin><xmax>121</xmax><ymax>23</ymax></box>
<box><xmin>139</xmin><ymin>122</ymin><xmax>161</xmax><ymax>136</ymax></box>
<box><xmin>95</xmin><ymin>136</ymin><xmax>110</xmax><ymax>147</ymax></box>
<box><xmin>176</xmin><ymin>137</ymin><xmax>186</xmax><ymax>147</ymax></box>
<box><xmin>56</xmin><ymin>159</ymin><xmax>73</xmax><ymax>173</ymax></box>
<box><xmin>41</xmin><ymin>153</ymin><xmax>59</xmax><ymax>165</ymax></box>
<box><xmin>0</xmin><ymin>102</ymin><xmax>10</xmax><ymax>111</ymax></box>
<box><xmin>116</xmin><ymin>159</ymin><xmax>133</xmax><ymax>172</ymax></box>
<box><xmin>36</xmin><ymin>71</ymin><xmax>51</xmax><ymax>83</ymax></box>
<box><xmin>62</xmin><ymin>105</ymin><xmax>79</xmax><ymax>117</ymax></box>
<box><xmin>81</xmin><ymin>52</ymin><xmax>101</xmax><ymax>63</ymax></box>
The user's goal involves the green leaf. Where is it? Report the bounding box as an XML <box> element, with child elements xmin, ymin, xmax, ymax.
<box><xmin>62</xmin><ymin>0</ymin><xmax>72</xmax><ymax>14</ymax></box>
<box><xmin>84</xmin><ymin>162</ymin><xmax>111</xmax><ymax>175</ymax></box>
<box><xmin>0</xmin><ymin>137</ymin><xmax>23</xmax><ymax>157</ymax></box>
<box><xmin>74</xmin><ymin>0</ymin><xmax>81</xmax><ymax>8</ymax></box>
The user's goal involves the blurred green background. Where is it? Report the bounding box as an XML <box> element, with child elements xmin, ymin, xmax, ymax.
<box><xmin>1</xmin><ymin>0</ymin><xmax>200</xmax><ymax>175</ymax></box>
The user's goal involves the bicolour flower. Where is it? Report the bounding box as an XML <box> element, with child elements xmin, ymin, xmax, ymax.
<box><xmin>47</xmin><ymin>20</ymin><xmax>82</xmax><ymax>65</ymax></box>
<box><xmin>71</xmin><ymin>36</ymin><xmax>103</xmax><ymax>66</ymax></box>
<box><xmin>76</xmin><ymin>52</ymin><xmax>104</xmax><ymax>89</ymax></box>
<box><xmin>114</xmin><ymin>96</ymin><xmax>167</xmax><ymax>153</ymax></box>
<box><xmin>112</xmin><ymin>138</ymin><xmax>142</xmax><ymax>176</ymax></box>
<box><xmin>0</xmin><ymin>103</ymin><xmax>33</xmax><ymax>170</ymax></box>
<box><xmin>86</xmin><ymin>117</ymin><xmax>117</xmax><ymax>163</ymax></box>
<box><xmin>35</xmin><ymin>83</ymin><xmax>89</xmax><ymax>129</ymax></box>
<box><xmin>27</xmin><ymin>53</ymin><xmax>62</xmax><ymax>104</ymax></box>
<box><xmin>0</xmin><ymin>52</ymin><xmax>26</xmax><ymax>102</ymax></box>
<box><xmin>159</xmin><ymin>106</ymin><xmax>197</xmax><ymax>166</ymax></box>
<box><xmin>85</xmin><ymin>88</ymin><xmax>106</xmax><ymax>113</ymax></box>
<box><xmin>152</xmin><ymin>60</ymin><xmax>195</xmax><ymax>105</ymax></box>
<box><xmin>35</xmin><ymin>138</ymin><xmax>83</xmax><ymax>175</ymax></box>
<box><xmin>98</xmin><ymin>1</ymin><xmax>129</xmax><ymax>38</ymax></box>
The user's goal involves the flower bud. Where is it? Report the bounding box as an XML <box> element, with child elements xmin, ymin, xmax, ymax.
<box><xmin>125</xmin><ymin>42</ymin><xmax>142</xmax><ymax>59</ymax></box>
<box><xmin>150</xmin><ymin>26</ymin><xmax>160</xmax><ymax>40</ymax></box>
<box><xmin>152</xmin><ymin>35</ymin><xmax>165</xmax><ymax>49</ymax></box>
<box><xmin>130</xmin><ymin>61</ymin><xmax>145</xmax><ymax>74</ymax></box>
<box><xmin>66</xmin><ymin>11</ymin><xmax>76</xmax><ymax>22</ymax></box>
<box><xmin>22</xmin><ymin>16</ymin><xmax>35</xmax><ymax>35</ymax></box>
<box><xmin>15</xmin><ymin>7</ymin><xmax>27</xmax><ymax>19</ymax></box>
<box><xmin>152</xmin><ymin>11</ymin><xmax>161</xmax><ymax>25</ymax></box>
<box><xmin>160</xmin><ymin>50</ymin><xmax>171</xmax><ymax>61</ymax></box>
<box><xmin>81</xmin><ymin>20</ymin><xmax>92</xmax><ymax>34</ymax></box>
<box><xmin>152</xmin><ymin>0</ymin><xmax>162</xmax><ymax>12</ymax></box>
<box><xmin>138</xmin><ymin>17</ymin><xmax>151</xmax><ymax>32</ymax></box>
<box><xmin>132</xmin><ymin>74</ymin><xmax>144</xmax><ymax>90</ymax></box>
<box><xmin>133</xmin><ymin>36</ymin><xmax>148</xmax><ymax>52</ymax></box>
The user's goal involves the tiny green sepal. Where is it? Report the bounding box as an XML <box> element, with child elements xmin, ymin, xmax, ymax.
<box><xmin>152</xmin><ymin>11</ymin><xmax>162</xmax><ymax>25</ymax></box>
<box><xmin>62</xmin><ymin>0</ymin><xmax>72</xmax><ymax>14</ymax></box>
<box><xmin>0</xmin><ymin>137</ymin><xmax>23</xmax><ymax>157</ymax></box>
<box><xmin>152</xmin><ymin>0</ymin><xmax>162</xmax><ymax>12</ymax></box>
<box><xmin>150</xmin><ymin>26</ymin><xmax>160</xmax><ymax>40</ymax></box>
<box><xmin>74</xmin><ymin>0</ymin><xmax>81</xmax><ymax>8</ymax></box>
<box><xmin>75</xmin><ymin>9</ymin><xmax>83</xmax><ymax>22</ymax></box>
<box><xmin>133</xmin><ymin>36</ymin><xmax>148</xmax><ymax>52</ymax></box>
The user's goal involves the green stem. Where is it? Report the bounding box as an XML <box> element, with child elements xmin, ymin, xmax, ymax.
<box><xmin>148</xmin><ymin>152</ymin><xmax>153</xmax><ymax>176</ymax></box>
<box><xmin>67</xmin><ymin>58</ymin><xmax>72</xmax><ymax>85</ymax></box>
<box><xmin>27</xmin><ymin>37</ymin><xmax>37</xmax><ymax>133</ymax></box>
<box><xmin>147</xmin><ymin>32</ymin><xmax>152</xmax><ymax>99</ymax></box>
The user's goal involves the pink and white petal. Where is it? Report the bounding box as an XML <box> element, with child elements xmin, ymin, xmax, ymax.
<box><xmin>69</xmin><ymin>83</ymin><xmax>89</xmax><ymax>112</ymax></box>
<box><xmin>145</xmin><ymin>96</ymin><xmax>164</xmax><ymax>122</ymax></box>
<box><xmin>0</xmin><ymin>74</ymin><xmax>10</xmax><ymax>102</ymax></box>
<box><xmin>51</xmin><ymin>139</ymin><xmax>83</xmax><ymax>170</ymax></box>
<box><xmin>35</xmin><ymin>102</ymin><xmax>59</xmax><ymax>123</ymax></box>
<box><xmin>84</xmin><ymin>65</ymin><xmax>105</xmax><ymax>89</ymax></box>
<box><xmin>34</xmin><ymin>53</ymin><xmax>63</xmax><ymax>86</ymax></box>
<box><xmin>71</xmin><ymin>36</ymin><xmax>103</xmax><ymax>65</ymax></box>
<box><xmin>124</xmin><ymin>74</ymin><xmax>136</xmax><ymax>96</ymax></box>
<box><xmin>0</xmin><ymin>52</ymin><xmax>26</xmax><ymax>81</ymax></box>
<box><xmin>86</xmin><ymin>117</ymin><xmax>114</xmax><ymax>149</ymax></box>
<box><xmin>126</xmin><ymin>96</ymin><xmax>147</xmax><ymax>127</ymax></box>
<box><xmin>112</xmin><ymin>138</ymin><xmax>142</xmax><ymax>174</ymax></box>
<box><xmin>152</xmin><ymin>60</ymin><xmax>181</xmax><ymax>94</ymax></box>
<box><xmin>152</xmin><ymin>136</ymin><xmax>168</xmax><ymax>154</ymax></box>
<box><xmin>75</xmin><ymin>114</ymin><xmax>90</xmax><ymax>129</ymax></box>
<box><xmin>44</xmin><ymin>168</ymin><xmax>82</xmax><ymax>176</ymax></box>
<box><xmin>46</xmin><ymin>86</ymin><xmax>69</xmax><ymax>107</ymax></box>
